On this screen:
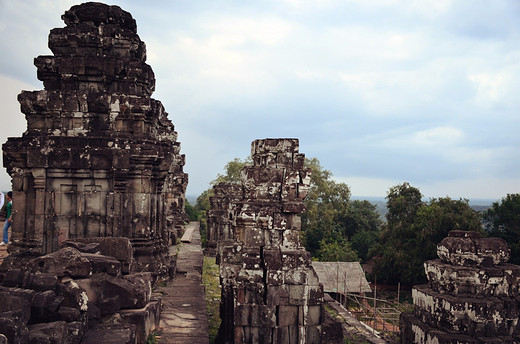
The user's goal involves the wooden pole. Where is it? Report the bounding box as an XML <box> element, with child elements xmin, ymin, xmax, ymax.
<box><xmin>373</xmin><ymin>275</ymin><xmax>377</xmax><ymax>333</ymax></box>
<box><xmin>344</xmin><ymin>270</ymin><xmax>347</xmax><ymax>307</ymax></box>
<box><xmin>336</xmin><ymin>262</ymin><xmax>341</xmax><ymax>304</ymax></box>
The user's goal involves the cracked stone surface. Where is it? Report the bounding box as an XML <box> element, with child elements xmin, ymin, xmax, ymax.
<box><xmin>154</xmin><ymin>222</ymin><xmax>208</xmax><ymax>344</ymax></box>
<box><xmin>213</xmin><ymin>139</ymin><xmax>324</xmax><ymax>344</ymax></box>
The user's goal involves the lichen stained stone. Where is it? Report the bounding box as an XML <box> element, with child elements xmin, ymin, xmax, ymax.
<box><xmin>2</xmin><ymin>1</ymin><xmax>188</xmax><ymax>276</ymax></box>
<box><xmin>213</xmin><ymin>138</ymin><xmax>325</xmax><ymax>344</ymax></box>
<box><xmin>400</xmin><ymin>230</ymin><xmax>520</xmax><ymax>344</ymax></box>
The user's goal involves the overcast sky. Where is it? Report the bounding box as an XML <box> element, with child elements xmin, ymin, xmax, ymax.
<box><xmin>1</xmin><ymin>0</ymin><xmax>519</xmax><ymax>200</ymax></box>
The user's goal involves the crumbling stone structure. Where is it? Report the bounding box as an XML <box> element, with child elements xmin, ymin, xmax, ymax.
<box><xmin>0</xmin><ymin>237</ymin><xmax>160</xmax><ymax>344</ymax></box>
<box><xmin>401</xmin><ymin>230</ymin><xmax>520</xmax><ymax>344</ymax></box>
<box><xmin>205</xmin><ymin>183</ymin><xmax>243</xmax><ymax>255</ymax></box>
<box><xmin>216</xmin><ymin>138</ymin><xmax>324</xmax><ymax>344</ymax></box>
<box><xmin>2</xmin><ymin>2</ymin><xmax>188</xmax><ymax>273</ymax></box>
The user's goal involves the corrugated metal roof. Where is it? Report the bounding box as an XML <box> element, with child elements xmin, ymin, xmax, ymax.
<box><xmin>312</xmin><ymin>261</ymin><xmax>372</xmax><ymax>294</ymax></box>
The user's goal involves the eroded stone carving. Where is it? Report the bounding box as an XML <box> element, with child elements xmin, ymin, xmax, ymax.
<box><xmin>215</xmin><ymin>138</ymin><xmax>324</xmax><ymax>344</ymax></box>
<box><xmin>400</xmin><ymin>230</ymin><xmax>520</xmax><ymax>344</ymax></box>
<box><xmin>2</xmin><ymin>1</ymin><xmax>188</xmax><ymax>275</ymax></box>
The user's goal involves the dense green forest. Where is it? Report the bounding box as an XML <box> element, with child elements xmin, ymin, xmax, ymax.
<box><xmin>186</xmin><ymin>158</ymin><xmax>520</xmax><ymax>286</ymax></box>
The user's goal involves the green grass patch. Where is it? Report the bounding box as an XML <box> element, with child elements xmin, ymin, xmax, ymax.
<box><xmin>203</xmin><ymin>256</ymin><xmax>221</xmax><ymax>343</ymax></box>
<box><xmin>324</xmin><ymin>303</ymin><xmax>340</xmax><ymax>319</ymax></box>
<box><xmin>145</xmin><ymin>330</ymin><xmax>159</xmax><ymax>344</ymax></box>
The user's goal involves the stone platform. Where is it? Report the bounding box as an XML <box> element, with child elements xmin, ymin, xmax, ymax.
<box><xmin>155</xmin><ymin>222</ymin><xmax>208</xmax><ymax>344</ymax></box>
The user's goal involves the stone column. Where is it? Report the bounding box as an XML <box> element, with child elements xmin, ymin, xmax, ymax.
<box><xmin>400</xmin><ymin>230</ymin><xmax>520</xmax><ymax>344</ymax></box>
<box><xmin>217</xmin><ymin>138</ymin><xmax>324</xmax><ymax>344</ymax></box>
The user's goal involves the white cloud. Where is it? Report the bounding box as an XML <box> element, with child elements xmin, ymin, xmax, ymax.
<box><xmin>382</xmin><ymin>126</ymin><xmax>465</xmax><ymax>150</ymax></box>
<box><xmin>204</xmin><ymin>16</ymin><xmax>294</xmax><ymax>46</ymax></box>
<box><xmin>1</xmin><ymin>0</ymin><xmax>519</xmax><ymax>199</ymax></box>
<box><xmin>420</xmin><ymin>177</ymin><xmax>520</xmax><ymax>200</ymax></box>
<box><xmin>411</xmin><ymin>126</ymin><xmax>465</xmax><ymax>147</ymax></box>
<box><xmin>335</xmin><ymin>176</ymin><xmax>401</xmax><ymax>197</ymax></box>
<box><xmin>0</xmin><ymin>75</ymin><xmax>33</xmax><ymax>191</ymax></box>
<box><xmin>469</xmin><ymin>71</ymin><xmax>515</xmax><ymax>104</ymax></box>
<box><xmin>337</xmin><ymin>175</ymin><xmax>520</xmax><ymax>200</ymax></box>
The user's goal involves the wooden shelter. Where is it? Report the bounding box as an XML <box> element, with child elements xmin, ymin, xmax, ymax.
<box><xmin>312</xmin><ymin>261</ymin><xmax>371</xmax><ymax>294</ymax></box>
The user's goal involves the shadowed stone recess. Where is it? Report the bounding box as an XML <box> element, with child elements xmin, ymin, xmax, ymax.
<box><xmin>214</xmin><ymin>138</ymin><xmax>324</xmax><ymax>344</ymax></box>
<box><xmin>2</xmin><ymin>1</ymin><xmax>188</xmax><ymax>275</ymax></box>
<box><xmin>400</xmin><ymin>230</ymin><xmax>520</xmax><ymax>344</ymax></box>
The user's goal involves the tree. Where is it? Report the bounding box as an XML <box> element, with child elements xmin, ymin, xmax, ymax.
<box><xmin>194</xmin><ymin>158</ymin><xmax>249</xmax><ymax>246</ymax></box>
<box><xmin>316</xmin><ymin>239</ymin><xmax>359</xmax><ymax>262</ymax></box>
<box><xmin>301</xmin><ymin>158</ymin><xmax>352</xmax><ymax>257</ymax></box>
<box><xmin>300</xmin><ymin>158</ymin><xmax>383</xmax><ymax>262</ymax></box>
<box><xmin>345</xmin><ymin>200</ymin><xmax>382</xmax><ymax>261</ymax></box>
<box><xmin>414</xmin><ymin>197</ymin><xmax>482</xmax><ymax>257</ymax></box>
<box><xmin>344</xmin><ymin>200</ymin><xmax>382</xmax><ymax>238</ymax></box>
<box><xmin>185</xmin><ymin>200</ymin><xmax>199</xmax><ymax>221</ymax></box>
<box><xmin>194</xmin><ymin>189</ymin><xmax>212</xmax><ymax>214</ymax></box>
<box><xmin>483</xmin><ymin>194</ymin><xmax>520</xmax><ymax>264</ymax></box>
<box><xmin>211</xmin><ymin>158</ymin><xmax>250</xmax><ymax>185</ymax></box>
<box><xmin>385</xmin><ymin>182</ymin><xmax>423</xmax><ymax>234</ymax></box>
<box><xmin>373</xmin><ymin>182</ymin><xmax>424</xmax><ymax>284</ymax></box>
<box><xmin>374</xmin><ymin>183</ymin><xmax>482</xmax><ymax>285</ymax></box>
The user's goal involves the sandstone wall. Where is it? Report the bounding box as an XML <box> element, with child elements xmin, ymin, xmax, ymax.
<box><xmin>2</xmin><ymin>2</ymin><xmax>187</xmax><ymax>274</ymax></box>
<box><xmin>401</xmin><ymin>230</ymin><xmax>520</xmax><ymax>344</ymax></box>
<box><xmin>215</xmin><ymin>139</ymin><xmax>324</xmax><ymax>344</ymax></box>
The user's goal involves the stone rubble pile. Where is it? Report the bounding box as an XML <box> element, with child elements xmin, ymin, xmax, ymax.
<box><xmin>2</xmin><ymin>1</ymin><xmax>188</xmax><ymax>275</ymax></box>
<box><xmin>214</xmin><ymin>139</ymin><xmax>325</xmax><ymax>343</ymax></box>
<box><xmin>0</xmin><ymin>237</ymin><xmax>160</xmax><ymax>344</ymax></box>
<box><xmin>401</xmin><ymin>230</ymin><xmax>520</xmax><ymax>344</ymax></box>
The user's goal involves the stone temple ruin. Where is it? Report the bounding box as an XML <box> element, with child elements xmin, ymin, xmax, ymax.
<box><xmin>0</xmin><ymin>2</ymin><xmax>186</xmax><ymax>343</ymax></box>
<box><xmin>205</xmin><ymin>182</ymin><xmax>243</xmax><ymax>256</ymax></box>
<box><xmin>3</xmin><ymin>2</ymin><xmax>520</xmax><ymax>344</ymax></box>
<box><xmin>213</xmin><ymin>139</ymin><xmax>325</xmax><ymax>343</ymax></box>
<box><xmin>2</xmin><ymin>2</ymin><xmax>188</xmax><ymax>274</ymax></box>
<box><xmin>401</xmin><ymin>230</ymin><xmax>520</xmax><ymax>343</ymax></box>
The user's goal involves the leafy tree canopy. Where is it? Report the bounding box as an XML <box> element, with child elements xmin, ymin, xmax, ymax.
<box><xmin>185</xmin><ymin>200</ymin><xmax>199</xmax><ymax>221</ymax></box>
<box><xmin>316</xmin><ymin>239</ymin><xmax>359</xmax><ymax>262</ymax></box>
<box><xmin>211</xmin><ymin>157</ymin><xmax>250</xmax><ymax>185</ymax></box>
<box><xmin>374</xmin><ymin>182</ymin><xmax>482</xmax><ymax>285</ymax></box>
<box><xmin>483</xmin><ymin>194</ymin><xmax>520</xmax><ymax>264</ymax></box>
<box><xmin>301</xmin><ymin>158</ymin><xmax>382</xmax><ymax>262</ymax></box>
<box><xmin>302</xmin><ymin>158</ymin><xmax>351</xmax><ymax>257</ymax></box>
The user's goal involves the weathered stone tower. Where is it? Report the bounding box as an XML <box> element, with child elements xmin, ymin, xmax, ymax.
<box><xmin>401</xmin><ymin>230</ymin><xmax>520</xmax><ymax>343</ymax></box>
<box><xmin>2</xmin><ymin>2</ymin><xmax>188</xmax><ymax>273</ymax></box>
<box><xmin>216</xmin><ymin>138</ymin><xmax>324</xmax><ymax>343</ymax></box>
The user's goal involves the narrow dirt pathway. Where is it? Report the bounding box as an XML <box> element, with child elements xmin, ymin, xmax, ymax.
<box><xmin>155</xmin><ymin>222</ymin><xmax>209</xmax><ymax>344</ymax></box>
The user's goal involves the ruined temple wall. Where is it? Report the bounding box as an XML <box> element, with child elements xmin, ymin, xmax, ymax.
<box><xmin>216</xmin><ymin>139</ymin><xmax>324</xmax><ymax>344</ymax></box>
<box><xmin>2</xmin><ymin>3</ymin><xmax>187</xmax><ymax>272</ymax></box>
<box><xmin>206</xmin><ymin>183</ymin><xmax>244</xmax><ymax>254</ymax></box>
<box><xmin>400</xmin><ymin>230</ymin><xmax>520</xmax><ymax>344</ymax></box>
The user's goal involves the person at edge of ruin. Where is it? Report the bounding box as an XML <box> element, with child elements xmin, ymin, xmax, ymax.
<box><xmin>1</xmin><ymin>191</ymin><xmax>12</xmax><ymax>245</ymax></box>
<box><xmin>0</xmin><ymin>192</ymin><xmax>4</xmax><ymax>210</ymax></box>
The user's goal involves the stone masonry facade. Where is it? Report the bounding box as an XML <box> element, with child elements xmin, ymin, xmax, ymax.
<box><xmin>215</xmin><ymin>139</ymin><xmax>324</xmax><ymax>344</ymax></box>
<box><xmin>401</xmin><ymin>230</ymin><xmax>520</xmax><ymax>344</ymax></box>
<box><xmin>2</xmin><ymin>2</ymin><xmax>188</xmax><ymax>274</ymax></box>
<box><xmin>206</xmin><ymin>183</ymin><xmax>243</xmax><ymax>256</ymax></box>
